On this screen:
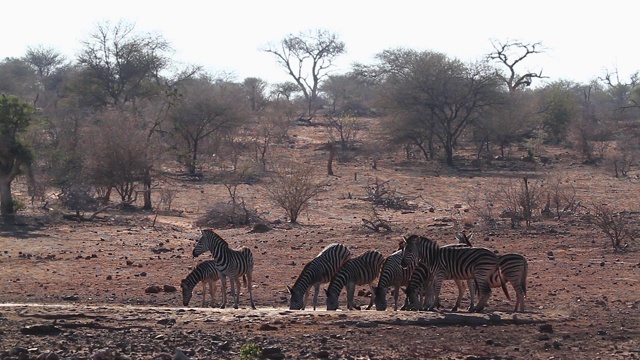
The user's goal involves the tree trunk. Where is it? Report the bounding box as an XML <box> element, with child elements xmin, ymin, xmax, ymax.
<box><xmin>0</xmin><ymin>175</ymin><xmax>14</xmax><ymax>216</ymax></box>
<box><xmin>142</xmin><ymin>169</ymin><xmax>152</xmax><ymax>210</ymax></box>
<box><xmin>327</xmin><ymin>142</ymin><xmax>335</xmax><ymax>176</ymax></box>
<box><xmin>190</xmin><ymin>139</ymin><xmax>199</xmax><ymax>174</ymax></box>
<box><xmin>444</xmin><ymin>140</ymin><xmax>454</xmax><ymax>167</ymax></box>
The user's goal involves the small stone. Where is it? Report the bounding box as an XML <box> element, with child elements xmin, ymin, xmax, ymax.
<box><xmin>537</xmin><ymin>334</ymin><xmax>550</xmax><ymax>341</ymax></box>
<box><xmin>145</xmin><ymin>285</ymin><xmax>162</xmax><ymax>294</ymax></box>
<box><xmin>259</xmin><ymin>323</ymin><xmax>278</xmax><ymax>331</ymax></box>
<box><xmin>539</xmin><ymin>324</ymin><xmax>554</xmax><ymax>333</ymax></box>
<box><xmin>163</xmin><ymin>285</ymin><xmax>177</xmax><ymax>292</ymax></box>
<box><xmin>315</xmin><ymin>350</ymin><xmax>330</xmax><ymax>358</ymax></box>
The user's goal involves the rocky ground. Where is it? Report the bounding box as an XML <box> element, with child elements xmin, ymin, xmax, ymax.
<box><xmin>1</xmin><ymin>122</ymin><xmax>639</xmax><ymax>359</ymax></box>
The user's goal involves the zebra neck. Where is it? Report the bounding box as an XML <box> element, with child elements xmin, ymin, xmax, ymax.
<box><xmin>326</xmin><ymin>274</ymin><xmax>346</xmax><ymax>296</ymax></box>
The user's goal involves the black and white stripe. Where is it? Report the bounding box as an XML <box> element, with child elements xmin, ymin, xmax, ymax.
<box><xmin>457</xmin><ymin>233</ymin><xmax>527</xmax><ymax>312</ymax></box>
<box><xmin>400</xmin><ymin>234</ymin><xmax>506</xmax><ymax>312</ymax></box>
<box><xmin>192</xmin><ymin>229</ymin><xmax>256</xmax><ymax>309</ymax></box>
<box><xmin>325</xmin><ymin>250</ymin><xmax>385</xmax><ymax>310</ymax></box>
<box><xmin>288</xmin><ymin>243</ymin><xmax>351</xmax><ymax>310</ymax></box>
<box><xmin>372</xmin><ymin>249</ymin><xmax>417</xmax><ymax>311</ymax></box>
<box><xmin>180</xmin><ymin>260</ymin><xmax>226</xmax><ymax>307</ymax></box>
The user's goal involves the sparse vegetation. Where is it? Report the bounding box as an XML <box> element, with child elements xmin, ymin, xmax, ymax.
<box><xmin>587</xmin><ymin>203</ymin><xmax>634</xmax><ymax>250</ymax></box>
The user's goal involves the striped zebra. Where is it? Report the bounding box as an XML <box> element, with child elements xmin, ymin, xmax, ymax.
<box><xmin>325</xmin><ymin>250</ymin><xmax>385</xmax><ymax>310</ymax></box>
<box><xmin>192</xmin><ymin>229</ymin><xmax>256</xmax><ymax>309</ymax></box>
<box><xmin>287</xmin><ymin>243</ymin><xmax>351</xmax><ymax>310</ymax></box>
<box><xmin>180</xmin><ymin>260</ymin><xmax>228</xmax><ymax>307</ymax></box>
<box><xmin>400</xmin><ymin>234</ymin><xmax>508</xmax><ymax>312</ymax></box>
<box><xmin>372</xmin><ymin>249</ymin><xmax>417</xmax><ymax>311</ymax></box>
<box><xmin>457</xmin><ymin>233</ymin><xmax>528</xmax><ymax>312</ymax></box>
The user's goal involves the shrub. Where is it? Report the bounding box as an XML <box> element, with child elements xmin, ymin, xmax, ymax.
<box><xmin>587</xmin><ymin>203</ymin><xmax>634</xmax><ymax>250</ymax></box>
<box><xmin>263</xmin><ymin>161</ymin><xmax>326</xmax><ymax>224</ymax></box>
<box><xmin>195</xmin><ymin>201</ymin><xmax>262</xmax><ymax>228</ymax></box>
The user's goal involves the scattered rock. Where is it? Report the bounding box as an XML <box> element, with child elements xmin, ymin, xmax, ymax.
<box><xmin>539</xmin><ymin>324</ymin><xmax>554</xmax><ymax>333</ymax></box>
<box><xmin>315</xmin><ymin>350</ymin><xmax>330</xmax><ymax>358</ymax></box>
<box><xmin>163</xmin><ymin>284</ymin><xmax>177</xmax><ymax>292</ymax></box>
<box><xmin>61</xmin><ymin>295</ymin><xmax>79</xmax><ymax>301</ymax></box>
<box><xmin>537</xmin><ymin>334</ymin><xmax>551</xmax><ymax>341</ymax></box>
<box><xmin>258</xmin><ymin>323</ymin><xmax>278</xmax><ymax>331</ymax></box>
<box><xmin>20</xmin><ymin>324</ymin><xmax>63</xmax><ymax>336</ymax></box>
<box><xmin>145</xmin><ymin>285</ymin><xmax>162</xmax><ymax>294</ymax></box>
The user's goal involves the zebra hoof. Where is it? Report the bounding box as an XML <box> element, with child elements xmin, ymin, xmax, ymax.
<box><xmin>233</xmin><ymin>305</ymin><xmax>238</xmax><ymax>309</ymax></box>
<box><xmin>220</xmin><ymin>305</ymin><xmax>226</xmax><ymax>309</ymax></box>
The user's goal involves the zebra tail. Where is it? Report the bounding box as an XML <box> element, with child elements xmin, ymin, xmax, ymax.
<box><xmin>522</xmin><ymin>260</ymin><xmax>528</xmax><ymax>297</ymax></box>
<box><xmin>498</xmin><ymin>267</ymin><xmax>511</xmax><ymax>301</ymax></box>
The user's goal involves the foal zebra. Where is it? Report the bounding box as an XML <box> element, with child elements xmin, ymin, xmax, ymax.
<box><xmin>372</xmin><ymin>249</ymin><xmax>417</xmax><ymax>311</ymax></box>
<box><xmin>180</xmin><ymin>260</ymin><xmax>227</xmax><ymax>307</ymax></box>
<box><xmin>287</xmin><ymin>243</ymin><xmax>351</xmax><ymax>310</ymax></box>
<box><xmin>192</xmin><ymin>229</ymin><xmax>256</xmax><ymax>309</ymax></box>
<box><xmin>400</xmin><ymin>234</ymin><xmax>507</xmax><ymax>312</ymax></box>
<box><xmin>325</xmin><ymin>250</ymin><xmax>385</xmax><ymax>310</ymax></box>
<box><xmin>456</xmin><ymin>233</ymin><xmax>528</xmax><ymax>312</ymax></box>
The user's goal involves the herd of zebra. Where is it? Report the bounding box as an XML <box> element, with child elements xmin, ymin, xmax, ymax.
<box><xmin>179</xmin><ymin>229</ymin><xmax>528</xmax><ymax>312</ymax></box>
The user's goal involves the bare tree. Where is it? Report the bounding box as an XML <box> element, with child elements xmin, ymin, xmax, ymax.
<box><xmin>487</xmin><ymin>40</ymin><xmax>547</xmax><ymax>92</ymax></box>
<box><xmin>263</xmin><ymin>29</ymin><xmax>346</xmax><ymax>120</ymax></box>
<box><xmin>263</xmin><ymin>161</ymin><xmax>326</xmax><ymax>224</ymax></box>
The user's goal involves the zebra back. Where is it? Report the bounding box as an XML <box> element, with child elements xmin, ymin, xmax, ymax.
<box><xmin>496</xmin><ymin>253</ymin><xmax>528</xmax><ymax>295</ymax></box>
<box><xmin>326</xmin><ymin>250</ymin><xmax>384</xmax><ymax>297</ymax></box>
<box><xmin>290</xmin><ymin>243</ymin><xmax>351</xmax><ymax>293</ymax></box>
<box><xmin>180</xmin><ymin>260</ymin><xmax>220</xmax><ymax>306</ymax></box>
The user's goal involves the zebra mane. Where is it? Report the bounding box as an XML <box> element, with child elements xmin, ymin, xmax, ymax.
<box><xmin>201</xmin><ymin>229</ymin><xmax>230</xmax><ymax>249</ymax></box>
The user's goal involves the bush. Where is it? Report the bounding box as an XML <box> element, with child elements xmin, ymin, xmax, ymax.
<box><xmin>195</xmin><ymin>201</ymin><xmax>262</xmax><ymax>228</ymax></box>
<box><xmin>263</xmin><ymin>161</ymin><xmax>326</xmax><ymax>224</ymax></box>
<box><xmin>587</xmin><ymin>203</ymin><xmax>634</xmax><ymax>250</ymax></box>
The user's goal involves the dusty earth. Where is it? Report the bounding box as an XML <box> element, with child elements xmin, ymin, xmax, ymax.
<box><xmin>1</xmin><ymin>121</ymin><xmax>639</xmax><ymax>359</ymax></box>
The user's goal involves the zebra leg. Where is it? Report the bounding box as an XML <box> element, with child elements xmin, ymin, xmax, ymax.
<box><xmin>365</xmin><ymin>284</ymin><xmax>375</xmax><ymax>310</ymax></box>
<box><xmin>210</xmin><ymin>279</ymin><xmax>217</xmax><ymax>308</ymax></box>
<box><xmin>393</xmin><ymin>286</ymin><xmax>400</xmax><ymax>311</ymax></box>
<box><xmin>472</xmin><ymin>280</ymin><xmax>492</xmax><ymax>312</ymax></box>
<box><xmin>429</xmin><ymin>274</ymin><xmax>444</xmax><ymax>311</ymax></box>
<box><xmin>312</xmin><ymin>283</ymin><xmax>321</xmax><ymax>310</ymax></box>
<box><xmin>201</xmin><ymin>281</ymin><xmax>207</xmax><ymax>307</ymax></box>
<box><xmin>302</xmin><ymin>288</ymin><xmax>310</xmax><ymax>310</ymax></box>
<box><xmin>246</xmin><ymin>270</ymin><xmax>256</xmax><ymax>310</ymax></box>
<box><xmin>219</xmin><ymin>275</ymin><xmax>228</xmax><ymax>309</ymax></box>
<box><xmin>231</xmin><ymin>276</ymin><xmax>241</xmax><ymax>309</ymax></box>
<box><xmin>467</xmin><ymin>279</ymin><xmax>476</xmax><ymax>312</ymax></box>
<box><xmin>451</xmin><ymin>279</ymin><xmax>465</xmax><ymax>312</ymax></box>
<box><xmin>346</xmin><ymin>282</ymin><xmax>357</xmax><ymax>310</ymax></box>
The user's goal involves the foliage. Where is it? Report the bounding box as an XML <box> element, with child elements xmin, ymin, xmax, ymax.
<box><xmin>239</xmin><ymin>343</ymin><xmax>261</xmax><ymax>360</ymax></box>
<box><xmin>0</xmin><ymin>95</ymin><xmax>35</xmax><ymax>215</ymax></box>
<box><xmin>499</xmin><ymin>177</ymin><xmax>542</xmax><ymax>228</ymax></box>
<box><xmin>371</xmin><ymin>48</ymin><xmax>502</xmax><ymax>166</ymax></box>
<box><xmin>587</xmin><ymin>203</ymin><xmax>634</xmax><ymax>250</ymax></box>
<box><xmin>263</xmin><ymin>161</ymin><xmax>326</xmax><ymax>223</ymax></box>
<box><xmin>263</xmin><ymin>29</ymin><xmax>346</xmax><ymax>119</ymax></box>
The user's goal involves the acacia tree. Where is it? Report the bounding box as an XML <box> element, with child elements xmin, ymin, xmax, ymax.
<box><xmin>169</xmin><ymin>76</ymin><xmax>248</xmax><ymax>174</ymax></box>
<box><xmin>263</xmin><ymin>29</ymin><xmax>346</xmax><ymax>120</ymax></box>
<box><xmin>373</xmin><ymin>49</ymin><xmax>501</xmax><ymax>166</ymax></box>
<box><xmin>0</xmin><ymin>95</ymin><xmax>34</xmax><ymax>217</ymax></box>
<box><xmin>76</xmin><ymin>20</ymin><xmax>171</xmax><ymax>107</ymax></box>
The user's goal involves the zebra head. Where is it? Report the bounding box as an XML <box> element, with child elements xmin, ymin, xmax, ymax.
<box><xmin>287</xmin><ymin>285</ymin><xmax>305</xmax><ymax>310</ymax></box>
<box><xmin>325</xmin><ymin>289</ymin><xmax>339</xmax><ymax>311</ymax></box>
<box><xmin>402</xmin><ymin>286</ymin><xmax>421</xmax><ymax>311</ymax></box>
<box><xmin>180</xmin><ymin>279</ymin><xmax>194</xmax><ymax>306</ymax></box>
<box><xmin>192</xmin><ymin>230</ymin><xmax>210</xmax><ymax>257</ymax></box>
<box><xmin>372</xmin><ymin>286</ymin><xmax>388</xmax><ymax>311</ymax></box>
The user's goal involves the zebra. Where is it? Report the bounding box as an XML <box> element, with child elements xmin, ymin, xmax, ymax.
<box><xmin>192</xmin><ymin>229</ymin><xmax>256</xmax><ymax>309</ymax></box>
<box><xmin>180</xmin><ymin>260</ymin><xmax>228</xmax><ymax>307</ymax></box>
<box><xmin>456</xmin><ymin>232</ymin><xmax>528</xmax><ymax>312</ymax></box>
<box><xmin>287</xmin><ymin>243</ymin><xmax>351</xmax><ymax>310</ymax></box>
<box><xmin>372</xmin><ymin>249</ymin><xmax>417</xmax><ymax>311</ymax></box>
<box><xmin>325</xmin><ymin>250</ymin><xmax>385</xmax><ymax>311</ymax></box>
<box><xmin>400</xmin><ymin>234</ymin><xmax>508</xmax><ymax>312</ymax></box>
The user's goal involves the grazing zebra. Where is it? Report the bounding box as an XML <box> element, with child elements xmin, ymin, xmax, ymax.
<box><xmin>400</xmin><ymin>234</ymin><xmax>508</xmax><ymax>312</ymax></box>
<box><xmin>372</xmin><ymin>249</ymin><xmax>417</xmax><ymax>311</ymax></box>
<box><xmin>180</xmin><ymin>260</ymin><xmax>228</xmax><ymax>307</ymax></box>
<box><xmin>287</xmin><ymin>243</ymin><xmax>351</xmax><ymax>310</ymax></box>
<box><xmin>192</xmin><ymin>229</ymin><xmax>256</xmax><ymax>309</ymax></box>
<box><xmin>325</xmin><ymin>250</ymin><xmax>385</xmax><ymax>310</ymax></box>
<box><xmin>456</xmin><ymin>233</ymin><xmax>528</xmax><ymax>312</ymax></box>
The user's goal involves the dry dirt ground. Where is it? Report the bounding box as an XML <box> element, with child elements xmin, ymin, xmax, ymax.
<box><xmin>1</xmin><ymin>121</ymin><xmax>639</xmax><ymax>359</ymax></box>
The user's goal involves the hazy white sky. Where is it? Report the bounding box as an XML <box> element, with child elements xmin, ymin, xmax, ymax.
<box><xmin>3</xmin><ymin>0</ymin><xmax>637</xmax><ymax>86</ymax></box>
